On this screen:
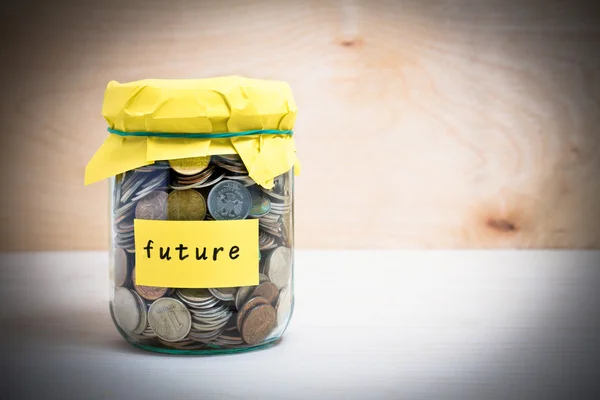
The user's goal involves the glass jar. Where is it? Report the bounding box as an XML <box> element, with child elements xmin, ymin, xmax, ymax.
<box><xmin>86</xmin><ymin>77</ymin><xmax>298</xmax><ymax>354</ymax></box>
<box><xmin>109</xmin><ymin>160</ymin><xmax>294</xmax><ymax>354</ymax></box>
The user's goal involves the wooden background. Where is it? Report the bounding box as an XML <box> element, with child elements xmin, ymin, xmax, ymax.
<box><xmin>1</xmin><ymin>0</ymin><xmax>599</xmax><ymax>250</ymax></box>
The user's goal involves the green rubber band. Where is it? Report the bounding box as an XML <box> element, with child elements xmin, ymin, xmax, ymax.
<box><xmin>107</xmin><ymin>127</ymin><xmax>293</xmax><ymax>139</ymax></box>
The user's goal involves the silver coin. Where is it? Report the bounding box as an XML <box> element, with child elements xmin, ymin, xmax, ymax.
<box><xmin>189</xmin><ymin>304</ymin><xmax>230</xmax><ymax>316</ymax></box>
<box><xmin>121</xmin><ymin>174</ymin><xmax>148</xmax><ymax>203</ymax></box>
<box><xmin>114</xmin><ymin>200</ymin><xmax>136</xmax><ymax>219</ymax></box>
<box><xmin>180</xmin><ymin>297</ymin><xmax>221</xmax><ymax>310</ymax></box>
<box><xmin>135</xmin><ymin>191</ymin><xmax>168</xmax><ymax>220</ymax></box>
<box><xmin>117</xmin><ymin>230</ymin><xmax>135</xmax><ymax>239</ymax></box>
<box><xmin>114</xmin><ymin>174</ymin><xmax>123</xmax><ymax>207</ymax></box>
<box><xmin>209</xmin><ymin>287</ymin><xmax>237</xmax><ymax>301</ymax></box>
<box><xmin>113</xmin><ymin>248</ymin><xmax>129</xmax><ymax>287</ymax></box>
<box><xmin>266</xmin><ymin>285</ymin><xmax>293</xmax><ymax>341</ymax></box>
<box><xmin>264</xmin><ymin>247</ymin><xmax>292</xmax><ymax>289</ymax></box>
<box><xmin>130</xmin><ymin>171</ymin><xmax>169</xmax><ymax>202</ymax></box>
<box><xmin>142</xmin><ymin>323</ymin><xmax>157</xmax><ymax>338</ymax></box>
<box><xmin>192</xmin><ymin>313</ymin><xmax>231</xmax><ymax>325</ymax></box>
<box><xmin>234</xmin><ymin>286</ymin><xmax>255</xmax><ymax>310</ymax></box>
<box><xmin>148</xmin><ymin>298</ymin><xmax>192</xmax><ymax>342</ymax></box>
<box><xmin>191</xmin><ymin>321</ymin><xmax>229</xmax><ymax>332</ymax></box>
<box><xmin>120</xmin><ymin>171</ymin><xmax>140</xmax><ymax>193</ymax></box>
<box><xmin>113</xmin><ymin>287</ymin><xmax>142</xmax><ymax>334</ymax></box>
<box><xmin>190</xmin><ymin>306</ymin><xmax>230</xmax><ymax>319</ymax></box>
<box><xmin>276</xmin><ymin>285</ymin><xmax>292</xmax><ymax>327</ymax></box>
<box><xmin>207</xmin><ymin>180</ymin><xmax>252</xmax><ymax>220</ymax></box>
<box><xmin>176</xmin><ymin>288</ymin><xmax>215</xmax><ymax>303</ymax></box>
<box><xmin>214</xmin><ymin>338</ymin><xmax>244</xmax><ymax>346</ymax></box>
<box><xmin>130</xmin><ymin>290</ymin><xmax>148</xmax><ymax>334</ymax></box>
<box><xmin>115</xmin><ymin>220</ymin><xmax>134</xmax><ymax>234</ymax></box>
<box><xmin>192</xmin><ymin>318</ymin><xmax>230</xmax><ymax>332</ymax></box>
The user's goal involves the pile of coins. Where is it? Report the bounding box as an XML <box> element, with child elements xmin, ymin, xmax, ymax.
<box><xmin>110</xmin><ymin>155</ymin><xmax>294</xmax><ymax>351</ymax></box>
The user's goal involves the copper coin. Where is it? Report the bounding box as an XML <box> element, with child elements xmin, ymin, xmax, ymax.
<box><xmin>169</xmin><ymin>156</ymin><xmax>211</xmax><ymax>175</ymax></box>
<box><xmin>236</xmin><ymin>296</ymin><xmax>270</xmax><ymax>331</ymax></box>
<box><xmin>167</xmin><ymin>189</ymin><xmax>207</xmax><ymax>220</ymax></box>
<box><xmin>251</xmin><ymin>282</ymin><xmax>279</xmax><ymax>306</ymax></box>
<box><xmin>241</xmin><ymin>304</ymin><xmax>277</xmax><ymax>345</ymax></box>
<box><xmin>134</xmin><ymin>191</ymin><xmax>168</xmax><ymax>220</ymax></box>
<box><xmin>132</xmin><ymin>268</ymin><xmax>168</xmax><ymax>301</ymax></box>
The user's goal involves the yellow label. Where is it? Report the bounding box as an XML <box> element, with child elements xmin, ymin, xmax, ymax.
<box><xmin>133</xmin><ymin>219</ymin><xmax>259</xmax><ymax>288</ymax></box>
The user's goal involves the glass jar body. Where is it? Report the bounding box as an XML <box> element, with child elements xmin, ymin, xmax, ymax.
<box><xmin>108</xmin><ymin>157</ymin><xmax>294</xmax><ymax>354</ymax></box>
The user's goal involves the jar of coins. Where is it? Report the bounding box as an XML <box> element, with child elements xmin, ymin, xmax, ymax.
<box><xmin>85</xmin><ymin>77</ymin><xmax>298</xmax><ymax>354</ymax></box>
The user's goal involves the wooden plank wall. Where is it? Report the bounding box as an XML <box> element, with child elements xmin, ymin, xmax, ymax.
<box><xmin>1</xmin><ymin>0</ymin><xmax>599</xmax><ymax>250</ymax></box>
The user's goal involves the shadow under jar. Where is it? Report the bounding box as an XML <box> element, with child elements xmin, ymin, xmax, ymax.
<box><xmin>85</xmin><ymin>77</ymin><xmax>298</xmax><ymax>354</ymax></box>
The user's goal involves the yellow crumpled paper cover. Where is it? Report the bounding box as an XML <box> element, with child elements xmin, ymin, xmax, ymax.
<box><xmin>85</xmin><ymin>76</ymin><xmax>298</xmax><ymax>188</ymax></box>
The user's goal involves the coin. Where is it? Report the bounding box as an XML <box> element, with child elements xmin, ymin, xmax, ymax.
<box><xmin>113</xmin><ymin>287</ymin><xmax>143</xmax><ymax>334</ymax></box>
<box><xmin>111</xmin><ymin>155</ymin><xmax>295</xmax><ymax>351</ymax></box>
<box><xmin>169</xmin><ymin>156</ymin><xmax>211</xmax><ymax>175</ymax></box>
<box><xmin>135</xmin><ymin>191</ymin><xmax>168</xmax><ymax>220</ymax></box>
<box><xmin>170</xmin><ymin>171</ymin><xmax>225</xmax><ymax>190</ymax></box>
<box><xmin>131</xmin><ymin>171</ymin><xmax>169</xmax><ymax>202</ymax></box>
<box><xmin>142</xmin><ymin>323</ymin><xmax>157</xmax><ymax>338</ymax></box>
<box><xmin>251</xmin><ymin>282</ymin><xmax>279</xmax><ymax>306</ymax></box>
<box><xmin>234</xmin><ymin>286</ymin><xmax>255</xmax><ymax>310</ymax></box>
<box><xmin>276</xmin><ymin>285</ymin><xmax>292</xmax><ymax>328</ymax></box>
<box><xmin>207</xmin><ymin>180</ymin><xmax>252</xmax><ymax>220</ymax></box>
<box><xmin>259</xmin><ymin>231</ymin><xmax>277</xmax><ymax>251</ymax></box>
<box><xmin>208</xmin><ymin>287</ymin><xmax>236</xmax><ymax>301</ymax></box>
<box><xmin>264</xmin><ymin>246</ymin><xmax>292</xmax><ymax>289</ymax></box>
<box><xmin>192</xmin><ymin>318</ymin><xmax>230</xmax><ymax>332</ymax></box>
<box><xmin>176</xmin><ymin>288</ymin><xmax>214</xmax><ymax>303</ymax></box>
<box><xmin>248</xmin><ymin>186</ymin><xmax>271</xmax><ymax>217</ymax></box>
<box><xmin>241</xmin><ymin>304</ymin><xmax>277</xmax><ymax>345</ymax></box>
<box><xmin>181</xmin><ymin>296</ymin><xmax>221</xmax><ymax>310</ymax></box>
<box><xmin>148</xmin><ymin>297</ymin><xmax>192</xmax><ymax>342</ymax></box>
<box><xmin>167</xmin><ymin>189</ymin><xmax>207</xmax><ymax>220</ymax></box>
<box><xmin>121</xmin><ymin>173</ymin><xmax>148</xmax><ymax>203</ymax></box>
<box><xmin>130</xmin><ymin>290</ymin><xmax>148</xmax><ymax>334</ymax></box>
<box><xmin>132</xmin><ymin>268</ymin><xmax>168</xmax><ymax>301</ymax></box>
<box><xmin>213</xmin><ymin>155</ymin><xmax>248</xmax><ymax>173</ymax></box>
<box><xmin>236</xmin><ymin>296</ymin><xmax>270</xmax><ymax>331</ymax></box>
<box><xmin>114</xmin><ymin>248</ymin><xmax>129</xmax><ymax>287</ymax></box>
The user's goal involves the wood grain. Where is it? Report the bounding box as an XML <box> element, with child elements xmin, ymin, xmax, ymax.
<box><xmin>1</xmin><ymin>0</ymin><xmax>599</xmax><ymax>250</ymax></box>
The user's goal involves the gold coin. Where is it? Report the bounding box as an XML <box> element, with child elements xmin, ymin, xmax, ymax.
<box><xmin>167</xmin><ymin>189</ymin><xmax>207</xmax><ymax>220</ymax></box>
<box><xmin>169</xmin><ymin>156</ymin><xmax>211</xmax><ymax>176</ymax></box>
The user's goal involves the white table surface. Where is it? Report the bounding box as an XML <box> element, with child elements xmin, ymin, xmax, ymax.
<box><xmin>2</xmin><ymin>251</ymin><xmax>599</xmax><ymax>400</ymax></box>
